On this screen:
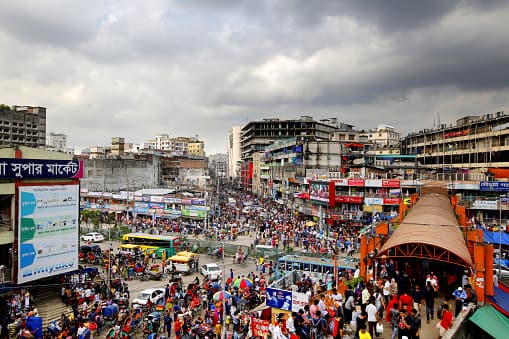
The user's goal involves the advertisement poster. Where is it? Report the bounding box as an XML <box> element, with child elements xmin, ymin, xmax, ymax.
<box><xmin>291</xmin><ymin>291</ymin><xmax>309</xmax><ymax>313</ymax></box>
<box><xmin>310</xmin><ymin>181</ymin><xmax>330</xmax><ymax>203</ymax></box>
<box><xmin>266</xmin><ymin>287</ymin><xmax>292</xmax><ymax>311</ymax></box>
<box><xmin>250</xmin><ymin>318</ymin><xmax>270</xmax><ymax>337</ymax></box>
<box><xmin>18</xmin><ymin>185</ymin><xmax>79</xmax><ymax>284</ymax></box>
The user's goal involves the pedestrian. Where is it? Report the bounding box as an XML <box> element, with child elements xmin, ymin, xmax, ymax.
<box><xmin>164</xmin><ymin>309</ymin><xmax>173</xmax><ymax>337</ymax></box>
<box><xmin>452</xmin><ymin>286</ymin><xmax>466</xmax><ymax>317</ymax></box>
<box><xmin>389</xmin><ymin>303</ymin><xmax>400</xmax><ymax>339</ymax></box>
<box><xmin>437</xmin><ymin>303</ymin><xmax>453</xmax><ymax>338</ymax></box>
<box><xmin>424</xmin><ymin>281</ymin><xmax>436</xmax><ymax>324</ymax></box>
<box><xmin>365</xmin><ymin>298</ymin><xmax>377</xmax><ymax>338</ymax></box>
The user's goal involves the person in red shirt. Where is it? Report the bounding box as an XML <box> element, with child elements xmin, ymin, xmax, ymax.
<box><xmin>438</xmin><ymin>303</ymin><xmax>453</xmax><ymax>338</ymax></box>
<box><xmin>399</xmin><ymin>291</ymin><xmax>413</xmax><ymax>314</ymax></box>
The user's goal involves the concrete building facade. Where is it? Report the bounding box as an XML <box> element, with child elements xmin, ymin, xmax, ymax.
<box><xmin>0</xmin><ymin>105</ymin><xmax>46</xmax><ymax>148</ymax></box>
<box><xmin>228</xmin><ymin>125</ymin><xmax>242</xmax><ymax>179</ymax></box>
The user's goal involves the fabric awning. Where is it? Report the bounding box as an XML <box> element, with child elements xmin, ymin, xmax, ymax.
<box><xmin>469</xmin><ymin>305</ymin><xmax>509</xmax><ymax>338</ymax></box>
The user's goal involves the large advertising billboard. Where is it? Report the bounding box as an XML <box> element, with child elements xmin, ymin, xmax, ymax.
<box><xmin>18</xmin><ymin>185</ymin><xmax>79</xmax><ymax>284</ymax></box>
<box><xmin>309</xmin><ymin>181</ymin><xmax>330</xmax><ymax>203</ymax></box>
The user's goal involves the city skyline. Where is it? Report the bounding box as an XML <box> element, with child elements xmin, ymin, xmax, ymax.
<box><xmin>1</xmin><ymin>1</ymin><xmax>508</xmax><ymax>154</ymax></box>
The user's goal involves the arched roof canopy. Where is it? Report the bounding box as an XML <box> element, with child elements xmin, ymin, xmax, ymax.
<box><xmin>378</xmin><ymin>187</ymin><xmax>472</xmax><ymax>267</ymax></box>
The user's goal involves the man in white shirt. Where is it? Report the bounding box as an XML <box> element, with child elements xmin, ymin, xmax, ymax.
<box><xmin>365</xmin><ymin>298</ymin><xmax>378</xmax><ymax>338</ymax></box>
<box><xmin>286</xmin><ymin>313</ymin><xmax>296</xmax><ymax>335</ymax></box>
<box><xmin>354</xmin><ymin>265</ymin><xmax>360</xmax><ymax>279</ymax></box>
<box><xmin>332</xmin><ymin>288</ymin><xmax>343</xmax><ymax>309</ymax></box>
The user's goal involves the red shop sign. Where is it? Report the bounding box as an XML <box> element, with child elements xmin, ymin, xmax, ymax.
<box><xmin>381</xmin><ymin>179</ymin><xmax>400</xmax><ymax>188</ymax></box>
<box><xmin>348</xmin><ymin>179</ymin><xmax>365</xmax><ymax>187</ymax></box>
<box><xmin>251</xmin><ymin>318</ymin><xmax>270</xmax><ymax>337</ymax></box>
<box><xmin>336</xmin><ymin>196</ymin><xmax>364</xmax><ymax>204</ymax></box>
<box><xmin>383</xmin><ymin>198</ymin><xmax>401</xmax><ymax>205</ymax></box>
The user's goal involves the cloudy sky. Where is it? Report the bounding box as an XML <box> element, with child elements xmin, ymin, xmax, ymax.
<box><xmin>1</xmin><ymin>0</ymin><xmax>508</xmax><ymax>154</ymax></box>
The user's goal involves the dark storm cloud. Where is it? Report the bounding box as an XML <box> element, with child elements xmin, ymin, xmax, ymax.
<box><xmin>1</xmin><ymin>0</ymin><xmax>509</xmax><ymax>154</ymax></box>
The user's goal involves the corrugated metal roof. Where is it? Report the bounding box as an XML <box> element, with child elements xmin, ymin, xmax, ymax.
<box><xmin>379</xmin><ymin>193</ymin><xmax>472</xmax><ymax>266</ymax></box>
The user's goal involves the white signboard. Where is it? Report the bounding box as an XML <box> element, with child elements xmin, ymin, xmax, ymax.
<box><xmin>472</xmin><ymin>200</ymin><xmax>498</xmax><ymax>210</ymax></box>
<box><xmin>18</xmin><ymin>185</ymin><xmax>79</xmax><ymax>283</ymax></box>
<box><xmin>291</xmin><ymin>291</ymin><xmax>310</xmax><ymax>313</ymax></box>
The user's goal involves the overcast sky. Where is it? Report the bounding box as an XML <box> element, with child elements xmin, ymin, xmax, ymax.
<box><xmin>1</xmin><ymin>0</ymin><xmax>508</xmax><ymax>154</ymax></box>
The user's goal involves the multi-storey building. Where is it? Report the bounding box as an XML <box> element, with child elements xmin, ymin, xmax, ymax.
<box><xmin>188</xmin><ymin>140</ymin><xmax>205</xmax><ymax>156</ymax></box>
<box><xmin>228</xmin><ymin>126</ymin><xmax>242</xmax><ymax>179</ymax></box>
<box><xmin>0</xmin><ymin>105</ymin><xmax>46</xmax><ymax>148</ymax></box>
<box><xmin>46</xmin><ymin>132</ymin><xmax>74</xmax><ymax>154</ymax></box>
<box><xmin>240</xmin><ymin>116</ymin><xmax>341</xmax><ymax>190</ymax></box>
<box><xmin>400</xmin><ymin>111</ymin><xmax>509</xmax><ymax>177</ymax></box>
<box><xmin>111</xmin><ymin>137</ymin><xmax>126</xmax><ymax>157</ymax></box>
<box><xmin>208</xmin><ymin>153</ymin><xmax>228</xmax><ymax>178</ymax></box>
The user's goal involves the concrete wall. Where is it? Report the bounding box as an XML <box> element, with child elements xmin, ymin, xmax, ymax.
<box><xmin>81</xmin><ymin>157</ymin><xmax>161</xmax><ymax>191</ymax></box>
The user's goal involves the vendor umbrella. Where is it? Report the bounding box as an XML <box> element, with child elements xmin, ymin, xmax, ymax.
<box><xmin>233</xmin><ymin>277</ymin><xmax>253</xmax><ymax>289</ymax></box>
<box><xmin>213</xmin><ymin>291</ymin><xmax>231</xmax><ymax>301</ymax></box>
<box><xmin>305</xmin><ymin>220</ymin><xmax>316</xmax><ymax>227</ymax></box>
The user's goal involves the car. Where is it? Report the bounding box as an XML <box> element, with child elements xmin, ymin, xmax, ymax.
<box><xmin>200</xmin><ymin>263</ymin><xmax>222</xmax><ymax>281</ymax></box>
<box><xmin>132</xmin><ymin>288</ymin><xmax>165</xmax><ymax>306</ymax></box>
<box><xmin>81</xmin><ymin>232</ymin><xmax>105</xmax><ymax>243</ymax></box>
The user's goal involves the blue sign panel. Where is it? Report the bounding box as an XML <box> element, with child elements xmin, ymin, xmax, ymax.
<box><xmin>479</xmin><ymin>182</ymin><xmax>509</xmax><ymax>192</ymax></box>
<box><xmin>266</xmin><ymin>287</ymin><xmax>292</xmax><ymax>311</ymax></box>
<box><xmin>0</xmin><ymin>158</ymin><xmax>83</xmax><ymax>179</ymax></box>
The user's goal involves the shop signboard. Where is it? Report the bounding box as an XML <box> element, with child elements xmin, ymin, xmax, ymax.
<box><xmin>151</xmin><ymin>196</ymin><xmax>164</xmax><ymax>203</ymax></box>
<box><xmin>336</xmin><ymin>196</ymin><xmax>364</xmax><ymax>204</ymax></box>
<box><xmin>0</xmin><ymin>158</ymin><xmax>83</xmax><ymax>179</ymax></box>
<box><xmin>348</xmin><ymin>179</ymin><xmax>365</xmax><ymax>187</ymax></box>
<box><xmin>18</xmin><ymin>185</ymin><xmax>79</xmax><ymax>284</ymax></box>
<box><xmin>480</xmin><ymin>182</ymin><xmax>509</xmax><ymax>192</ymax></box>
<box><xmin>181</xmin><ymin>208</ymin><xmax>206</xmax><ymax>218</ymax></box>
<box><xmin>384</xmin><ymin>198</ymin><xmax>402</xmax><ymax>205</ymax></box>
<box><xmin>250</xmin><ymin>318</ymin><xmax>270</xmax><ymax>337</ymax></box>
<box><xmin>310</xmin><ymin>181</ymin><xmax>330</xmax><ymax>203</ymax></box>
<box><xmin>164</xmin><ymin>197</ymin><xmax>181</xmax><ymax>204</ymax></box>
<box><xmin>382</xmin><ymin>179</ymin><xmax>400</xmax><ymax>188</ymax></box>
<box><xmin>266</xmin><ymin>287</ymin><xmax>292</xmax><ymax>311</ymax></box>
<box><xmin>472</xmin><ymin>200</ymin><xmax>498</xmax><ymax>210</ymax></box>
<box><xmin>364</xmin><ymin>197</ymin><xmax>384</xmax><ymax>205</ymax></box>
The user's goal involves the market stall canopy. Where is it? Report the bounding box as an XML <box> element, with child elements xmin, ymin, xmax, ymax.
<box><xmin>469</xmin><ymin>305</ymin><xmax>509</xmax><ymax>338</ymax></box>
<box><xmin>378</xmin><ymin>191</ymin><xmax>473</xmax><ymax>267</ymax></box>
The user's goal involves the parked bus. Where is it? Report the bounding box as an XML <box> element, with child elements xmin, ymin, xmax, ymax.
<box><xmin>121</xmin><ymin>233</ymin><xmax>181</xmax><ymax>257</ymax></box>
<box><xmin>277</xmin><ymin>255</ymin><xmax>357</xmax><ymax>275</ymax></box>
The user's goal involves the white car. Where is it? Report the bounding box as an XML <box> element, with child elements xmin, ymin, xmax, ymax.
<box><xmin>200</xmin><ymin>263</ymin><xmax>222</xmax><ymax>281</ymax></box>
<box><xmin>81</xmin><ymin>232</ymin><xmax>105</xmax><ymax>243</ymax></box>
<box><xmin>132</xmin><ymin>288</ymin><xmax>165</xmax><ymax>306</ymax></box>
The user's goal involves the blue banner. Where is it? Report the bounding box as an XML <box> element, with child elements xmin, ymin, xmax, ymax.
<box><xmin>266</xmin><ymin>287</ymin><xmax>292</xmax><ymax>311</ymax></box>
<box><xmin>0</xmin><ymin>158</ymin><xmax>83</xmax><ymax>179</ymax></box>
<box><xmin>480</xmin><ymin>182</ymin><xmax>509</xmax><ymax>192</ymax></box>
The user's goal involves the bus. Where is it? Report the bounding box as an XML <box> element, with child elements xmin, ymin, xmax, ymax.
<box><xmin>121</xmin><ymin>233</ymin><xmax>181</xmax><ymax>257</ymax></box>
<box><xmin>277</xmin><ymin>255</ymin><xmax>358</xmax><ymax>275</ymax></box>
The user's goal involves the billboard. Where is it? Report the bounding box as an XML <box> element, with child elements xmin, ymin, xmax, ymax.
<box><xmin>18</xmin><ymin>185</ymin><xmax>79</xmax><ymax>284</ymax></box>
<box><xmin>266</xmin><ymin>287</ymin><xmax>292</xmax><ymax>311</ymax></box>
<box><xmin>310</xmin><ymin>181</ymin><xmax>330</xmax><ymax>203</ymax></box>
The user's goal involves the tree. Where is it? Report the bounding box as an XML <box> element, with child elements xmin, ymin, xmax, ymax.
<box><xmin>0</xmin><ymin>104</ymin><xmax>10</xmax><ymax>112</ymax></box>
<box><xmin>81</xmin><ymin>210</ymin><xmax>101</xmax><ymax>230</ymax></box>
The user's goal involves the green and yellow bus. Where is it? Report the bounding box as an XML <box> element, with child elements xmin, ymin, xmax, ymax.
<box><xmin>121</xmin><ymin>232</ymin><xmax>181</xmax><ymax>257</ymax></box>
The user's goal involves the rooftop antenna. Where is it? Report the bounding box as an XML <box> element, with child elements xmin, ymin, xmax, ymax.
<box><xmin>436</xmin><ymin>112</ymin><xmax>441</xmax><ymax>128</ymax></box>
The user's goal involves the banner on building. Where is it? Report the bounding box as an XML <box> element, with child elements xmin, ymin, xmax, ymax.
<box><xmin>480</xmin><ymin>182</ymin><xmax>509</xmax><ymax>192</ymax></box>
<box><xmin>250</xmin><ymin>318</ymin><xmax>270</xmax><ymax>337</ymax></box>
<box><xmin>309</xmin><ymin>181</ymin><xmax>330</xmax><ymax>203</ymax></box>
<box><xmin>18</xmin><ymin>185</ymin><xmax>79</xmax><ymax>284</ymax></box>
<box><xmin>472</xmin><ymin>200</ymin><xmax>498</xmax><ymax>210</ymax></box>
<box><xmin>0</xmin><ymin>158</ymin><xmax>83</xmax><ymax>179</ymax></box>
<box><xmin>266</xmin><ymin>287</ymin><xmax>292</xmax><ymax>311</ymax></box>
<box><xmin>291</xmin><ymin>291</ymin><xmax>309</xmax><ymax>313</ymax></box>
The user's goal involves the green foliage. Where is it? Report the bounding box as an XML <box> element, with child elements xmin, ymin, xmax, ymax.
<box><xmin>345</xmin><ymin>276</ymin><xmax>364</xmax><ymax>289</ymax></box>
<box><xmin>81</xmin><ymin>210</ymin><xmax>101</xmax><ymax>229</ymax></box>
<box><xmin>0</xmin><ymin>104</ymin><xmax>10</xmax><ymax>112</ymax></box>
